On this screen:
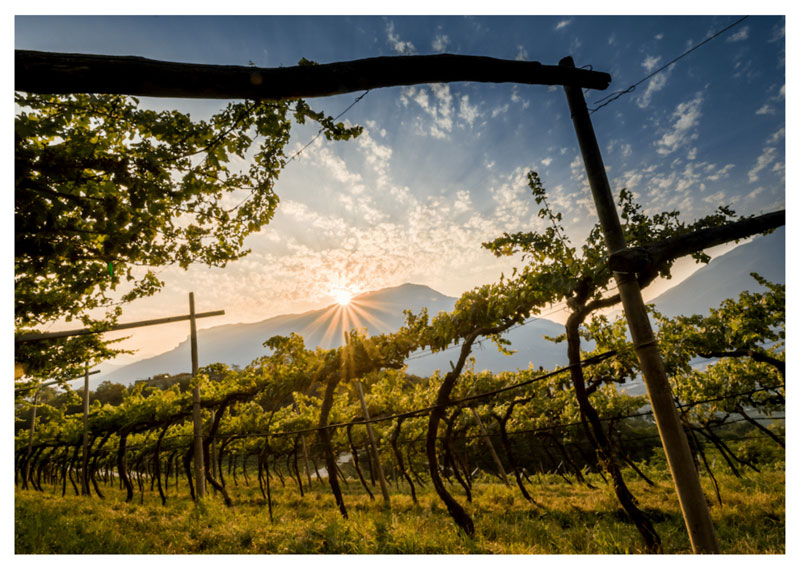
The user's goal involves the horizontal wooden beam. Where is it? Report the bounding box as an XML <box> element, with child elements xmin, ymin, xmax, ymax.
<box><xmin>16</xmin><ymin>309</ymin><xmax>225</xmax><ymax>343</ymax></box>
<box><xmin>15</xmin><ymin>50</ymin><xmax>611</xmax><ymax>100</ymax></box>
<box><xmin>15</xmin><ymin>370</ymin><xmax>101</xmax><ymax>394</ymax></box>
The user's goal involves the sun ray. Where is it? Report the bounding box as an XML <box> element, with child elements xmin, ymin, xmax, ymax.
<box><xmin>320</xmin><ymin>306</ymin><xmax>346</xmax><ymax>348</ymax></box>
<box><xmin>346</xmin><ymin>302</ymin><xmax>394</xmax><ymax>334</ymax></box>
<box><xmin>299</xmin><ymin>305</ymin><xmax>340</xmax><ymax>338</ymax></box>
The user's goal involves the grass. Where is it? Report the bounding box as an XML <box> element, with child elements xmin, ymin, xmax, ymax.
<box><xmin>15</xmin><ymin>467</ymin><xmax>784</xmax><ymax>554</ymax></box>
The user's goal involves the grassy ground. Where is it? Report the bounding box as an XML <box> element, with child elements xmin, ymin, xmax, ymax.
<box><xmin>15</xmin><ymin>467</ymin><xmax>784</xmax><ymax>554</ymax></box>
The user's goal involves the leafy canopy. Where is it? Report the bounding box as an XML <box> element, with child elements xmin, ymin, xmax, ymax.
<box><xmin>15</xmin><ymin>91</ymin><xmax>361</xmax><ymax>378</ymax></box>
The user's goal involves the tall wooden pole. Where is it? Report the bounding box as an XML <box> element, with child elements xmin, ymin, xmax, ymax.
<box><xmin>25</xmin><ymin>390</ymin><xmax>39</xmax><ymax>484</ymax></box>
<box><xmin>355</xmin><ymin>380</ymin><xmax>391</xmax><ymax>507</ymax></box>
<box><xmin>559</xmin><ymin>56</ymin><xmax>719</xmax><ymax>554</ymax></box>
<box><xmin>469</xmin><ymin>407</ymin><xmax>510</xmax><ymax>486</ymax></box>
<box><xmin>81</xmin><ymin>362</ymin><xmax>90</xmax><ymax>495</ymax></box>
<box><xmin>301</xmin><ymin>435</ymin><xmax>313</xmax><ymax>487</ymax></box>
<box><xmin>190</xmin><ymin>292</ymin><xmax>205</xmax><ymax>499</ymax></box>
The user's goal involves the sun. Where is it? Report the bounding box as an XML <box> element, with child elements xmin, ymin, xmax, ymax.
<box><xmin>331</xmin><ymin>287</ymin><xmax>354</xmax><ymax>307</ymax></box>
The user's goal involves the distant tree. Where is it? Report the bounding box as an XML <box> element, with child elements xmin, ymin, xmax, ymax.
<box><xmin>92</xmin><ymin>380</ymin><xmax>128</xmax><ymax>406</ymax></box>
<box><xmin>15</xmin><ymin>91</ymin><xmax>361</xmax><ymax>381</ymax></box>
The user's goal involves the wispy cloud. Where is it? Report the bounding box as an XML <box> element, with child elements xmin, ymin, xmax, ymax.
<box><xmin>491</xmin><ymin>103</ymin><xmax>510</xmax><ymax>118</ymax></box>
<box><xmin>555</xmin><ymin>19</ymin><xmax>572</xmax><ymax>30</ymax></box>
<box><xmin>748</xmin><ymin>147</ymin><xmax>777</xmax><ymax>183</ymax></box>
<box><xmin>458</xmin><ymin>95</ymin><xmax>480</xmax><ymax>127</ymax></box>
<box><xmin>768</xmin><ymin>23</ymin><xmax>785</xmax><ymax>42</ymax></box>
<box><xmin>637</xmin><ymin>72</ymin><xmax>669</xmax><ymax>108</ymax></box>
<box><xmin>515</xmin><ymin>45</ymin><xmax>528</xmax><ymax>61</ymax></box>
<box><xmin>726</xmin><ymin>26</ymin><xmax>749</xmax><ymax>42</ymax></box>
<box><xmin>432</xmin><ymin>34</ymin><xmax>449</xmax><ymax>53</ymax></box>
<box><xmin>767</xmin><ymin>127</ymin><xmax>785</xmax><ymax>145</ymax></box>
<box><xmin>386</xmin><ymin>21</ymin><xmax>415</xmax><ymax>54</ymax></box>
<box><xmin>510</xmin><ymin>86</ymin><xmax>530</xmax><ymax>109</ymax></box>
<box><xmin>655</xmin><ymin>93</ymin><xmax>703</xmax><ymax>155</ymax></box>
<box><xmin>642</xmin><ymin>55</ymin><xmax>661</xmax><ymax>72</ymax></box>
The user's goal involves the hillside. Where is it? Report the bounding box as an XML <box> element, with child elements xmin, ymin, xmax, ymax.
<box><xmin>101</xmin><ymin>227</ymin><xmax>784</xmax><ymax>386</ymax></box>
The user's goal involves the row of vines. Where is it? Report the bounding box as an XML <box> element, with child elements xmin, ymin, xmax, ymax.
<box><xmin>14</xmin><ymin>173</ymin><xmax>785</xmax><ymax>554</ymax></box>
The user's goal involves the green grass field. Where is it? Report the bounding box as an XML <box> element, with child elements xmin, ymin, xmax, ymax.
<box><xmin>14</xmin><ymin>466</ymin><xmax>784</xmax><ymax>554</ymax></box>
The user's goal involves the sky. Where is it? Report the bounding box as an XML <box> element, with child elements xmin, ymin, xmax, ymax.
<box><xmin>12</xmin><ymin>10</ymin><xmax>788</xmax><ymax>368</ymax></box>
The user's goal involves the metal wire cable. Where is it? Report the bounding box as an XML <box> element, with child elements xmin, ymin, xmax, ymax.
<box><xmin>588</xmin><ymin>16</ymin><xmax>750</xmax><ymax>114</ymax></box>
<box><xmin>284</xmin><ymin>90</ymin><xmax>370</xmax><ymax>166</ymax></box>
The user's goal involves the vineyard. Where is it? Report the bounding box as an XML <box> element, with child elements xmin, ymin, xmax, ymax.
<box><xmin>15</xmin><ymin>177</ymin><xmax>785</xmax><ymax>552</ymax></box>
<box><xmin>14</xmin><ymin>20</ymin><xmax>785</xmax><ymax>555</ymax></box>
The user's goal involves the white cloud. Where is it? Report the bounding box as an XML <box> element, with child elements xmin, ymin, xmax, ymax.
<box><xmin>747</xmin><ymin>146</ymin><xmax>777</xmax><ymax>183</ymax></box>
<box><xmin>489</xmin><ymin>168</ymin><xmax>534</xmax><ymax>226</ymax></box>
<box><xmin>515</xmin><ymin>45</ymin><xmax>528</xmax><ymax>61</ymax></box>
<box><xmin>510</xmin><ymin>86</ymin><xmax>530</xmax><ymax>109</ymax></box>
<box><xmin>769</xmin><ymin>23</ymin><xmax>785</xmax><ymax>43</ymax></box>
<box><xmin>357</xmin><ymin>127</ymin><xmax>393</xmax><ymax>189</ymax></box>
<box><xmin>541</xmin><ymin>157</ymin><xmax>552</xmax><ymax>167</ymax></box>
<box><xmin>453</xmin><ymin>190</ymin><xmax>472</xmax><ymax>213</ymax></box>
<box><xmin>655</xmin><ymin>93</ymin><xmax>703</xmax><ymax>156</ymax></box>
<box><xmin>636</xmin><ymin>70</ymin><xmax>670</xmax><ymax>108</ymax></box>
<box><xmin>400</xmin><ymin>84</ymin><xmax>456</xmax><ymax>139</ymax></box>
<box><xmin>706</xmin><ymin>163</ymin><xmax>735</xmax><ymax>182</ymax></box>
<box><xmin>642</xmin><ymin>55</ymin><xmax>661</xmax><ymax>72</ymax></box>
<box><xmin>756</xmin><ymin>104</ymin><xmax>775</xmax><ymax>115</ymax></box>
<box><xmin>768</xmin><ymin>127</ymin><xmax>785</xmax><ymax>145</ymax></box>
<box><xmin>430</xmin><ymin>83</ymin><xmax>454</xmax><ymax>137</ymax></box>
<box><xmin>555</xmin><ymin>19</ymin><xmax>572</xmax><ymax>30</ymax></box>
<box><xmin>386</xmin><ymin>21</ymin><xmax>415</xmax><ymax>54</ymax></box>
<box><xmin>310</xmin><ymin>145</ymin><xmax>363</xmax><ymax>186</ymax></box>
<box><xmin>432</xmin><ymin>34</ymin><xmax>449</xmax><ymax>53</ymax></box>
<box><xmin>726</xmin><ymin>26</ymin><xmax>750</xmax><ymax>42</ymax></box>
<box><xmin>491</xmin><ymin>104</ymin><xmax>509</xmax><ymax>118</ymax></box>
<box><xmin>703</xmin><ymin>191</ymin><xmax>726</xmax><ymax>204</ymax></box>
<box><xmin>459</xmin><ymin>95</ymin><xmax>480</xmax><ymax>127</ymax></box>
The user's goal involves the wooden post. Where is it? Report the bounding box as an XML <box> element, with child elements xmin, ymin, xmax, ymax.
<box><xmin>24</xmin><ymin>389</ymin><xmax>39</xmax><ymax>485</ymax></box>
<box><xmin>190</xmin><ymin>292</ymin><xmax>205</xmax><ymax>499</ymax></box>
<box><xmin>301</xmin><ymin>435</ymin><xmax>313</xmax><ymax>487</ymax></box>
<box><xmin>559</xmin><ymin>55</ymin><xmax>720</xmax><ymax>554</ymax></box>
<box><xmin>81</xmin><ymin>362</ymin><xmax>90</xmax><ymax>495</ymax></box>
<box><xmin>355</xmin><ymin>380</ymin><xmax>391</xmax><ymax>507</ymax></box>
<box><xmin>469</xmin><ymin>407</ymin><xmax>510</xmax><ymax>486</ymax></box>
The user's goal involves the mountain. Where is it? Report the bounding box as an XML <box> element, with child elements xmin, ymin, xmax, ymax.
<box><xmin>102</xmin><ymin>283</ymin><xmax>567</xmax><ymax>385</ymax></box>
<box><xmin>102</xmin><ymin>227</ymin><xmax>784</xmax><ymax>386</ymax></box>
<box><xmin>648</xmin><ymin>226</ymin><xmax>784</xmax><ymax>317</ymax></box>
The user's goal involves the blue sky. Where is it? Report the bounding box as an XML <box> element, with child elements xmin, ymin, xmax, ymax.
<box><xmin>14</xmin><ymin>13</ymin><xmax>787</xmax><ymax>364</ymax></box>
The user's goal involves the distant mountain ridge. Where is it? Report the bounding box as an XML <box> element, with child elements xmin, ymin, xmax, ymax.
<box><xmin>101</xmin><ymin>227</ymin><xmax>784</xmax><ymax>386</ymax></box>
<box><xmin>648</xmin><ymin>226</ymin><xmax>784</xmax><ymax>318</ymax></box>
<box><xmin>102</xmin><ymin>282</ymin><xmax>566</xmax><ymax>385</ymax></box>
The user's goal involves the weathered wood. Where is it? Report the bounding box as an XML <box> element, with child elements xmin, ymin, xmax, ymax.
<box><xmin>608</xmin><ymin>210</ymin><xmax>785</xmax><ymax>287</ymax></box>
<box><xmin>300</xmin><ymin>434</ymin><xmax>313</xmax><ymax>487</ymax></box>
<box><xmin>190</xmin><ymin>292</ymin><xmax>206</xmax><ymax>500</ymax></box>
<box><xmin>560</xmin><ymin>55</ymin><xmax>719</xmax><ymax>554</ymax></box>
<box><xmin>16</xmin><ymin>310</ymin><xmax>225</xmax><ymax>343</ymax></box>
<box><xmin>469</xmin><ymin>407</ymin><xmax>510</xmax><ymax>486</ymax></box>
<box><xmin>16</xmin><ymin>50</ymin><xmax>611</xmax><ymax>100</ymax></box>
<box><xmin>15</xmin><ymin>370</ymin><xmax>100</xmax><ymax>394</ymax></box>
<box><xmin>81</xmin><ymin>363</ymin><xmax>91</xmax><ymax>496</ymax></box>
<box><xmin>356</xmin><ymin>380</ymin><xmax>391</xmax><ymax>507</ymax></box>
